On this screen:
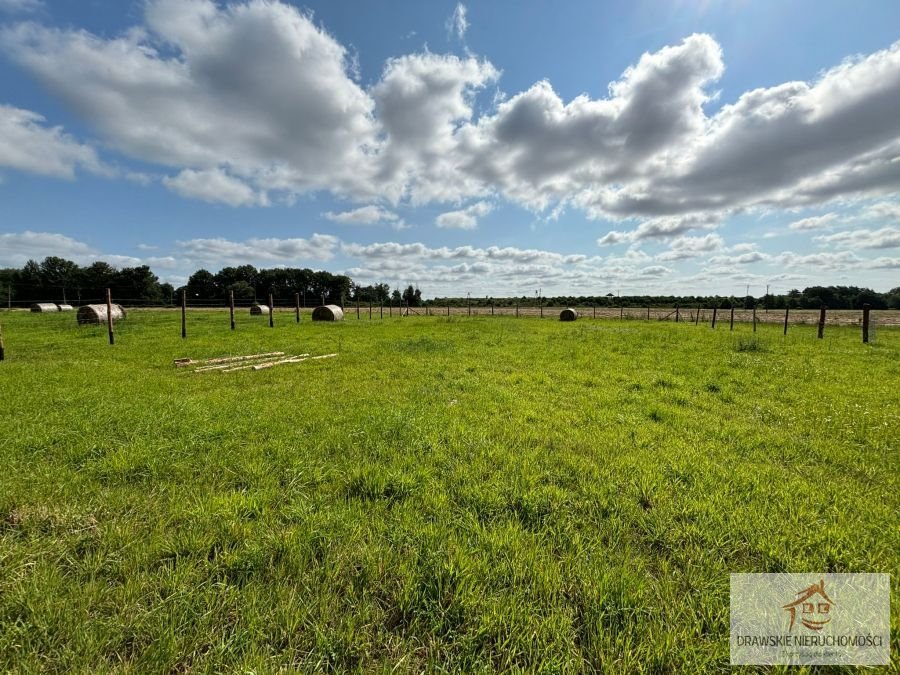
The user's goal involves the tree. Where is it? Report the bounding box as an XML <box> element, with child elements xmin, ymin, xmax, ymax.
<box><xmin>186</xmin><ymin>269</ymin><xmax>218</xmax><ymax>299</ymax></box>
<box><xmin>39</xmin><ymin>256</ymin><xmax>79</xmax><ymax>303</ymax></box>
<box><xmin>401</xmin><ymin>285</ymin><xmax>422</xmax><ymax>307</ymax></box>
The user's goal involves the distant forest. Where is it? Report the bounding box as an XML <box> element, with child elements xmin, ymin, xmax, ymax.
<box><xmin>1</xmin><ymin>256</ymin><xmax>899</xmax><ymax>310</ymax></box>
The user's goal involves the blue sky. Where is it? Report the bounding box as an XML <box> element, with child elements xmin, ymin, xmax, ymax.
<box><xmin>1</xmin><ymin>0</ymin><xmax>898</xmax><ymax>296</ymax></box>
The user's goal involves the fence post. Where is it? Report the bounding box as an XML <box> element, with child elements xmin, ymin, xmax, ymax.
<box><xmin>0</xmin><ymin>323</ymin><xmax>5</xmax><ymax>361</ymax></box>
<box><xmin>380</xmin><ymin>301</ymin><xmax>383</xmax><ymax>319</ymax></box>
<box><xmin>357</xmin><ymin>299</ymin><xmax>360</xmax><ymax>320</ymax></box>
<box><xmin>370</xmin><ymin>302</ymin><xmax>373</xmax><ymax>319</ymax></box>
<box><xmin>516</xmin><ymin>303</ymin><xmax>519</xmax><ymax>318</ymax></box>
<box><xmin>675</xmin><ymin>304</ymin><xmax>680</xmax><ymax>322</ymax></box>
<box><xmin>491</xmin><ymin>302</ymin><xmax>494</xmax><ymax>316</ymax></box>
<box><xmin>752</xmin><ymin>305</ymin><xmax>757</xmax><ymax>332</ymax></box>
<box><xmin>862</xmin><ymin>304</ymin><xmax>870</xmax><ymax>343</ymax></box>
<box><xmin>647</xmin><ymin>306</ymin><xmax>650</xmax><ymax>320</ymax></box>
<box><xmin>179</xmin><ymin>289</ymin><xmax>185</xmax><ymax>340</ymax></box>
<box><xmin>468</xmin><ymin>296</ymin><xmax>471</xmax><ymax>317</ymax></box>
<box><xmin>230</xmin><ymin>290</ymin><xmax>236</xmax><ymax>330</ymax></box>
<box><xmin>295</xmin><ymin>293</ymin><xmax>300</xmax><ymax>323</ymax></box>
<box><xmin>541</xmin><ymin>303</ymin><xmax>544</xmax><ymax>319</ymax></box>
<box><xmin>593</xmin><ymin>303</ymin><xmax>596</xmax><ymax>319</ymax></box>
<box><xmin>694</xmin><ymin>305</ymin><xmax>701</xmax><ymax>326</ymax></box>
<box><xmin>619</xmin><ymin>306</ymin><xmax>623</xmax><ymax>320</ymax></box>
<box><xmin>389</xmin><ymin>299</ymin><xmax>392</xmax><ymax>317</ymax></box>
<box><xmin>711</xmin><ymin>307</ymin><xmax>717</xmax><ymax>329</ymax></box>
<box><xmin>729</xmin><ymin>305</ymin><xmax>734</xmax><ymax>331</ymax></box>
<box><xmin>268</xmin><ymin>294</ymin><xmax>274</xmax><ymax>328</ymax></box>
<box><xmin>447</xmin><ymin>303</ymin><xmax>450</xmax><ymax>317</ymax></box>
<box><xmin>817</xmin><ymin>305</ymin><xmax>826</xmax><ymax>339</ymax></box>
<box><xmin>783</xmin><ymin>306</ymin><xmax>789</xmax><ymax>336</ymax></box>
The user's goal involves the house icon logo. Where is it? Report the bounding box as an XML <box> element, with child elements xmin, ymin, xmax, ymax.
<box><xmin>783</xmin><ymin>578</ymin><xmax>833</xmax><ymax>631</ymax></box>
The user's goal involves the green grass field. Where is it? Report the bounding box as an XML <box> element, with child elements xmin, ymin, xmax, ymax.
<box><xmin>1</xmin><ymin>310</ymin><xmax>897</xmax><ymax>673</ymax></box>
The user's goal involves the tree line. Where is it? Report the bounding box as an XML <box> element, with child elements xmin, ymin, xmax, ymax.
<box><xmin>1</xmin><ymin>257</ymin><xmax>898</xmax><ymax>310</ymax></box>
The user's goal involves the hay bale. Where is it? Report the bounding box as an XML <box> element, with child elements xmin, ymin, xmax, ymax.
<box><xmin>77</xmin><ymin>304</ymin><xmax>126</xmax><ymax>325</ymax></box>
<box><xmin>250</xmin><ymin>304</ymin><xmax>270</xmax><ymax>315</ymax></box>
<box><xmin>560</xmin><ymin>307</ymin><xmax>578</xmax><ymax>322</ymax></box>
<box><xmin>312</xmin><ymin>304</ymin><xmax>344</xmax><ymax>321</ymax></box>
<box><xmin>56</xmin><ymin>304</ymin><xmax>74</xmax><ymax>311</ymax></box>
<box><xmin>30</xmin><ymin>303</ymin><xmax>60</xmax><ymax>312</ymax></box>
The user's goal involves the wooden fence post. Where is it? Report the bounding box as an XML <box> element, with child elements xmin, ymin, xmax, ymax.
<box><xmin>619</xmin><ymin>306</ymin><xmax>623</xmax><ymax>320</ymax></box>
<box><xmin>447</xmin><ymin>303</ymin><xmax>450</xmax><ymax>317</ymax></box>
<box><xmin>541</xmin><ymin>303</ymin><xmax>544</xmax><ymax>319</ymax></box>
<box><xmin>711</xmin><ymin>307</ymin><xmax>717</xmax><ymax>329</ymax></box>
<box><xmin>783</xmin><ymin>306</ymin><xmax>789</xmax><ymax>336</ymax></box>
<box><xmin>752</xmin><ymin>306</ymin><xmax>757</xmax><ymax>333</ymax></box>
<box><xmin>389</xmin><ymin>299</ymin><xmax>392</xmax><ymax>317</ymax></box>
<box><xmin>729</xmin><ymin>305</ymin><xmax>734</xmax><ymax>331</ymax></box>
<box><xmin>694</xmin><ymin>305</ymin><xmax>701</xmax><ymax>326</ymax></box>
<box><xmin>0</xmin><ymin>323</ymin><xmax>6</xmax><ymax>361</ymax></box>
<box><xmin>817</xmin><ymin>305</ymin><xmax>826</xmax><ymax>339</ymax></box>
<box><xmin>179</xmin><ymin>289</ymin><xmax>185</xmax><ymax>340</ymax></box>
<box><xmin>295</xmin><ymin>293</ymin><xmax>300</xmax><ymax>323</ymax></box>
<box><xmin>370</xmin><ymin>302</ymin><xmax>373</xmax><ymax>319</ymax></box>
<box><xmin>675</xmin><ymin>304</ymin><xmax>680</xmax><ymax>322</ymax></box>
<box><xmin>268</xmin><ymin>294</ymin><xmax>274</xmax><ymax>328</ymax></box>
<box><xmin>380</xmin><ymin>301</ymin><xmax>383</xmax><ymax>319</ymax></box>
<box><xmin>230</xmin><ymin>290</ymin><xmax>236</xmax><ymax>330</ymax></box>
<box><xmin>468</xmin><ymin>297</ymin><xmax>471</xmax><ymax>317</ymax></box>
<box><xmin>516</xmin><ymin>303</ymin><xmax>519</xmax><ymax>318</ymax></box>
<box><xmin>357</xmin><ymin>300</ymin><xmax>360</xmax><ymax>320</ymax></box>
<box><xmin>491</xmin><ymin>302</ymin><xmax>494</xmax><ymax>316</ymax></box>
<box><xmin>647</xmin><ymin>306</ymin><xmax>650</xmax><ymax>320</ymax></box>
<box><xmin>862</xmin><ymin>304</ymin><xmax>870</xmax><ymax>343</ymax></box>
<box><xmin>593</xmin><ymin>303</ymin><xmax>596</xmax><ymax>319</ymax></box>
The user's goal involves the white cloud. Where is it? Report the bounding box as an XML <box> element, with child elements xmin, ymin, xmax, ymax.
<box><xmin>0</xmin><ymin>231</ymin><xmax>94</xmax><ymax>266</ymax></box>
<box><xmin>869</xmin><ymin>257</ymin><xmax>900</xmax><ymax>269</ymax></box>
<box><xmin>1</xmin><ymin>1</ymin><xmax>899</xmax><ymax>245</ymax></box>
<box><xmin>177</xmin><ymin>234</ymin><xmax>340</xmax><ymax>264</ymax></box>
<box><xmin>2</xmin><ymin>0</ymin><xmax>378</xmax><ymax>202</ymax></box>
<box><xmin>163</xmin><ymin>168</ymin><xmax>265</xmax><ymax>207</ymax></box>
<box><xmin>788</xmin><ymin>213</ymin><xmax>838</xmax><ymax>230</ymax></box>
<box><xmin>0</xmin><ymin>0</ymin><xmax>42</xmax><ymax>14</ymax></box>
<box><xmin>323</xmin><ymin>205</ymin><xmax>401</xmax><ymax>226</ymax></box>
<box><xmin>0</xmin><ymin>105</ymin><xmax>104</xmax><ymax>178</ymax></box>
<box><xmin>814</xmin><ymin>226</ymin><xmax>900</xmax><ymax>249</ymax></box>
<box><xmin>435</xmin><ymin>201</ymin><xmax>493</xmax><ymax>229</ymax></box>
<box><xmin>446</xmin><ymin>3</ymin><xmax>468</xmax><ymax>40</ymax></box>
<box><xmin>656</xmin><ymin>233</ymin><xmax>724</xmax><ymax>260</ymax></box>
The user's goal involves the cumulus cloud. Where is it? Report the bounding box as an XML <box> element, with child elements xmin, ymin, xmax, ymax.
<box><xmin>656</xmin><ymin>233</ymin><xmax>724</xmax><ymax>261</ymax></box>
<box><xmin>2</xmin><ymin>0</ymin><xmax>378</xmax><ymax>202</ymax></box>
<box><xmin>788</xmin><ymin>213</ymin><xmax>838</xmax><ymax>230</ymax></box>
<box><xmin>177</xmin><ymin>234</ymin><xmax>340</xmax><ymax>264</ymax></box>
<box><xmin>1</xmin><ymin>0</ymin><xmax>899</xmax><ymax>248</ymax></box>
<box><xmin>435</xmin><ymin>201</ymin><xmax>493</xmax><ymax>229</ymax></box>
<box><xmin>323</xmin><ymin>205</ymin><xmax>403</xmax><ymax>227</ymax></box>
<box><xmin>0</xmin><ymin>231</ymin><xmax>94</xmax><ymax>265</ymax></box>
<box><xmin>814</xmin><ymin>226</ymin><xmax>900</xmax><ymax>249</ymax></box>
<box><xmin>0</xmin><ymin>104</ymin><xmax>105</xmax><ymax>178</ymax></box>
<box><xmin>163</xmin><ymin>168</ymin><xmax>265</xmax><ymax>207</ymax></box>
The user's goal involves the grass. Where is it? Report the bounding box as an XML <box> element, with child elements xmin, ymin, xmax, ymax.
<box><xmin>0</xmin><ymin>310</ymin><xmax>897</xmax><ymax>673</ymax></box>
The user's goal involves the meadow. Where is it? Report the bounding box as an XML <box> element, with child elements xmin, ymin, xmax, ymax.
<box><xmin>0</xmin><ymin>310</ymin><xmax>897</xmax><ymax>673</ymax></box>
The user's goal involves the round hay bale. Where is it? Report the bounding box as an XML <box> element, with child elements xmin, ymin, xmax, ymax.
<box><xmin>312</xmin><ymin>304</ymin><xmax>344</xmax><ymax>321</ymax></box>
<box><xmin>31</xmin><ymin>303</ymin><xmax>60</xmax><ymax>312</ymax></box>
<box><xmin>559</xmin><ymin>307</ymin><xmax>578</xmax><ymax>322</ymax></box>
<box><xmin>250</xmin><ymin>304</ymin><xmax>270</xmax><ymax>315</ymax></box>
<box><xmin>77</xmin><ymin>304</ymin><xmax>126</xmax><ymax>325</ymax></box>
<box><xmin>56</xmin><ymin>304</ymin><xmax>74</xmax><ymax>311</ymax></box>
